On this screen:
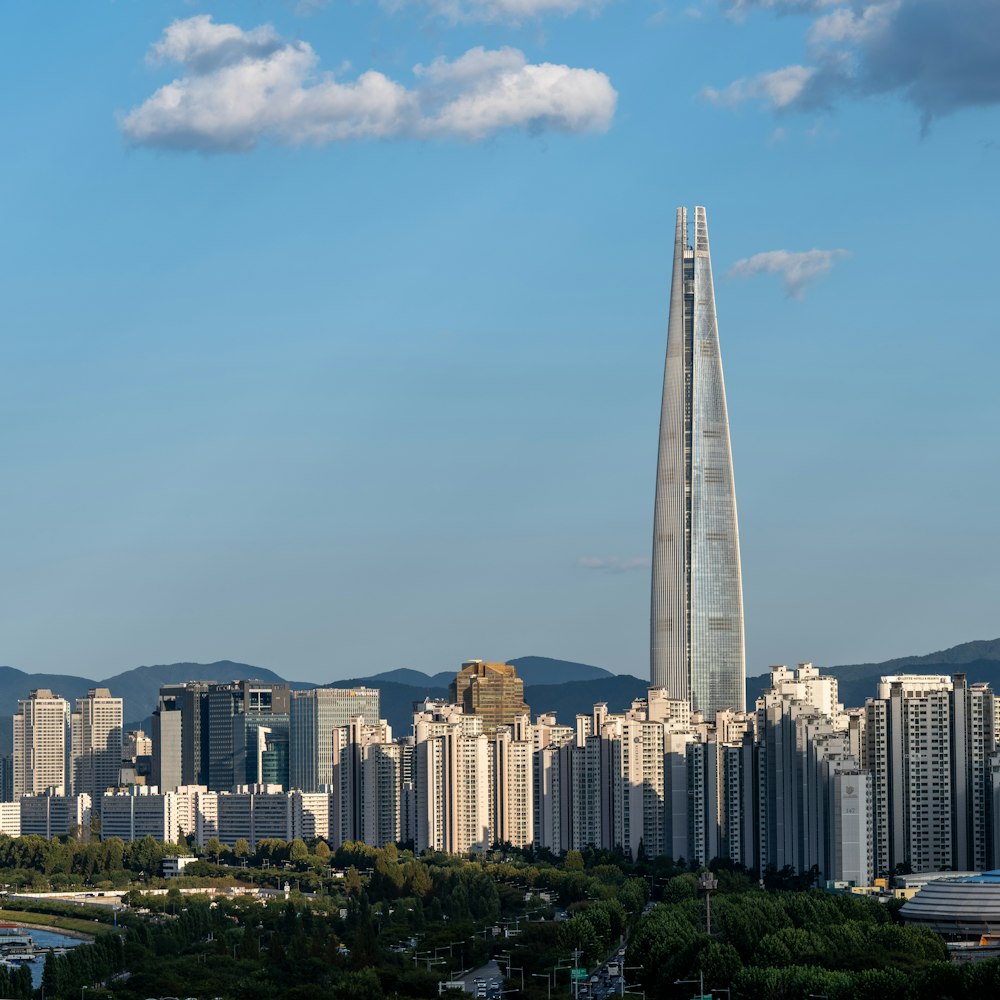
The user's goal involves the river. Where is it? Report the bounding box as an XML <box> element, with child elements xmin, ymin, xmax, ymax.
<box><xmin>4</xmin><ymin>927</ymin><xmax>84</xmax><ymax>987</ymax></box>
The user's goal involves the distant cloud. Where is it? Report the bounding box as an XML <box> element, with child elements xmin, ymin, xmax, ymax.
<box><xmin>728</xmin><ymin>248</ymin><xmax>849</xmax><ymax>297</ymax></box>
<box><xmin>577</xmin><ymin>556</ymin><xmax>650</xmax><ymax>573</ymax></box>
<box><xmin>120</xmin><ymin>16</ymin><xmax>617</xmax><ymax>152</ymax></box>
<box><xmin>389</xmin><ymin>0</ymin><xmax>607</xmax><ymax>24</ymax></box>
<box><xmin>703</xmin><ymin>65</ymin><xmax>816</xmax><ymax>109</ymax></box>
<box><xmin>710</xmin><ymin>0</ymin><xmax>1000</xmax><ymax>128</ymax></box>
<box><xmin>726</xmin><ymin>0</ymin><xmax>841</xmax><ymax>12</ymax></box>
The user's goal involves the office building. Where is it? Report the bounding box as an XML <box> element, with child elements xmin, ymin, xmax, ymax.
<box><xmin>123</xmin><ymin>730</ymin><xmax>153</xmax><ymax>760</ymax></box>
<box><xmin>152</xmin><ymin>682</ymin><xmax>211</xmax><ymax>791</ymax></box>
<box><xmin>233</xmin><ymin>714</ymin><xmax>289</xmax><ymax>789</ymax></box>
<box><xmin>651</xmin><ymin>206</ymin><xmax>745</xmax><ymax>719</ymax></box>
<box><xmin>288</xmin><ymin>687</ymin><xmax>380</xmax><ymax>792</ymax></box>
<box><xmin>13</xmin><ymin>689</ymin><xmax>69</xmax><ymax>797</ymax></box>
<box><xmin>71</xmin><ymin>688</ymin><xmax>123</xmax><ymax>802</ymax></box>
<box><xmin>450</xmin><ymin>661</ymin><xmax>530</xmax><ymax>734</ymax></box>
<box><xmin>207</xmin><ymin>680</ymin><xmax>290</xmax><ymax>792</ymax></box>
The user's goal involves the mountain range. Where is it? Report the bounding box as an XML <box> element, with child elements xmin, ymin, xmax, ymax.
<box><xmin>0</xmin><ymin>640</ymin><xmax>997</xmax><ymax>740</ymax></box>
<box><xmin>745</xmin><ymin>638</ymin><xmax>1000</xmax><ymax>711</ymax></box>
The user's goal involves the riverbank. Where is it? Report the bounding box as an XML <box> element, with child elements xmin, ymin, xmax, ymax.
<box><xmin>0</xmin><ymin>910</ymin><xmax>96</xmax><ymax>941</ymax></box>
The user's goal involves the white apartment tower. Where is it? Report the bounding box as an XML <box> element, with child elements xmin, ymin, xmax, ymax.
<box><xmin>490</xmin><ymin>716</ymin><xmax>534</xmax><ymax>849</ymax></box>
<box><xmin>14</xmin><ymin>689</ymin><xmax>69</xmax><ymax>797</ymax></box>
<box><xmin>330</xmin><ymin>716</ymin><xmax>409</xmax><ymax>849</ymax></box>
<box><xmin>71</xmin><ymin>688</ymin><xmax>123</xmax><ymax>801</ymax></box>
<box><xmin>865</xmin><ymin>673</ymin><xmax>995</xmax><ymax>876</ymax></box>
<box><xmin>413</xmin><ymin>701</ymin><xmax>491</xmax><ymax>854</ymax></box>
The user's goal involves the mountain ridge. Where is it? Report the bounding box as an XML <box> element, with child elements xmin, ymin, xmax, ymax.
<box><xmin>0</xmin><ymin>637</ymin><xmax>996</xmax><ymax>744</ymax></box>
<box><xmin>745</xmin><ymin>638</ymin><xmax>1000</xmax><ymax>709</ymax></box>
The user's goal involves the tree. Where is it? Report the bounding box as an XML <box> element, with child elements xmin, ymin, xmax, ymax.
<box><xmin>234</xmin><ymin>838</ymin><xmax>251</xmax><ymax>860</ymax></box>
<box><xmin>290</xmin><ymin>839</ymin><xmax>309</xmax><ymax>863</ymax></box>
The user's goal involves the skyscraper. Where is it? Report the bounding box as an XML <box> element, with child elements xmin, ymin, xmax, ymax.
<box><xmin>288</xmin><ymin>687</ymin><xmax>381</xmax><ymax>792</ymax></box>
<box><xmin>152</xmin><ymin>681</ymin><xmax>211</xmax><ymax>792</ymax></box>
<box><xmin>206</xmin><ymin>680</ymin><xmax>290</xmax><ymax>791</ymax></box>
<box><xmin>450</xmin><ymin>660</ymin><xmax>530</xmax><ymax>734</ymax></box>
<box><xmin>13</xmin><ymin>689</ymin><xmax>69</xmax><ymax>797</ymax></box>
<box><xmin>651</xmin><ymin>206</ymin><xmax>746</xmax><ymax>718</ymax></box>
<box><xmin>70</xmin><ymin>687</ymin><xmax>123</xmax><ymax>802</ymax></box>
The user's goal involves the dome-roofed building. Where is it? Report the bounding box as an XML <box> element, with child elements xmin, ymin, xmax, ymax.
<box><xmin>901</xmin><ymin>871</ymin><xmax>1000</xmax><ymax>937</ymax></box>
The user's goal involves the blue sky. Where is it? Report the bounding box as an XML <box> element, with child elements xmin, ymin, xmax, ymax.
<box><xmin>1</xmin><ymin>0</ymin><xmax>997</xmax><ymax>683</ymax></box>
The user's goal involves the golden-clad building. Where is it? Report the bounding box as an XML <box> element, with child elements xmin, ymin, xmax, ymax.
<box><xmin>449</xmin><ymin>660</ymin><xmax>530</xmax><ymax>734</ymax></box>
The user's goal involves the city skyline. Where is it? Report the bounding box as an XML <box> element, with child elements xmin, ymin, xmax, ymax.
<box><xmin>1</xmin><ymin>3</ymin><xmax>998</xmax><ymax>684</ymax></box>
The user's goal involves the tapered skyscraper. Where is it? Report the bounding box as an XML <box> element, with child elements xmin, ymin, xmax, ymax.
<box><xmin>651</xmin><ymin>207</ymin><xmax>745</xmax><ymax>718</ymax></box>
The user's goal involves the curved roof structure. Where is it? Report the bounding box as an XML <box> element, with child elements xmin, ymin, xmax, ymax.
<box><xmin>901</xmin><ymin>871</ymin><xmax>1000</xmax><ymax>936</ymax></box>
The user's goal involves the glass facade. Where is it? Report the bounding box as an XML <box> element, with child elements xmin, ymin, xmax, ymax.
<box><xmin>651</xmin><ymin>207</ymin><xmax>745</xmax><ymax>719</ymax></box>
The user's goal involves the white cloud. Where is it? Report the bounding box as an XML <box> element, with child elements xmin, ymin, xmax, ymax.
<box><xmin>726</xmin><ymin>0</ymin><xmax>840</xmax><ymax>11</ymax></box>
<box><xmin>703</xmin><ymin>64</ymin><xmax>815</xmax><ymax>109</ymax></box>
<box><xmin>807</xmin><ymin>1</ymin><xmax>898</xmax><ymax>45</ymax></box>
<box><xmin>577</xmin><ymin>556</ymin><xmax>650</xmax><ymax>573</ymax></box>
<box><xmin>728</xmin><ymin>248</ymin><xmax>849</xmax><ymax>297</ymax></box>
<box><xmin>390</xmin><ymin>0</ymin><xmax>606</xmax><ymax>26</ymax></box>
<box><xmin>120</xmin><ymin>16</ymin><xmax>617</xmax><ymax>152</ymax></box>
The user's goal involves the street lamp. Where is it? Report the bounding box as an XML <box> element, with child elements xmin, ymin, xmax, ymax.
<box><xmin>619</xmin><ymin>967</ymin><xmax>642</xmax><ymax>997</ymax></box>
<box><xmin>508</xmin><ymin>965</ymin><xmax>525</xmax><ymax>991</ymax></box>
<box><xmin>532</xmin><ymin>973</ymin><xmax>552</xmax><ymax>1000</ymax></box>
<box><xmin>675</xmin><ymin>975</ymin><xmax>705</xmax><ymax>1000</ymax></box>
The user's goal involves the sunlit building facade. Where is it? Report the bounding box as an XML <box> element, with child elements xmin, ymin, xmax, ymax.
<box><xmin>651</xmin><ymin>206</ymin><xmax>745</xmax><ymax>719</ymax></box>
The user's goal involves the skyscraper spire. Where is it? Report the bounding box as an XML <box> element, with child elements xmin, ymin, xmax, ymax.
<box><xmin>651</xmin><ymin>206</ymin><xmax>745</xmax><ymax>718</ymax></box>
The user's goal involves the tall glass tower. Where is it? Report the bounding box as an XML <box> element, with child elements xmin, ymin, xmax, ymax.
<box><xmin>651</xmin><ymin>206</ymin><xmax>745</xmax><ymax>718</ymax></box>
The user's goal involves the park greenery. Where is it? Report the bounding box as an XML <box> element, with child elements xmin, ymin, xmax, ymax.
<box><xmin>0</xmin><ymin>836</ymin><xmax>995</xmax><ymax>999</ymax></box>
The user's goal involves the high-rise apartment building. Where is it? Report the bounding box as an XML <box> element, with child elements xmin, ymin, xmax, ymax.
<box><xmin>70</xmin><ymin>688</ymin><xmax>123</xmax><ymax>801</ymax></box>
<box><xmin>864</xmin><ymin>673</ymin><xmax>995</xmax><ymax>875</ymax></box>
<box><xmin>491</xmin><ymin>716</ymin><xmax>534</xmax><ymax>850</ymax></box>
<box><xmin>450</xmin><ymin>660</ymin><xmax>530</xmax><ymax>734</ymax></box>
<box><xmin>288</xmin><ymin>687</ymin><xmax>381</xmax><ymax>792</ymax></box>
<box><xmin>651</xmin><ymin>206</ymin><xmax>745</xmax><ymax>719</ymax></box>
<box><xmin>412</xmin><ymin>701</ymin><xmax>491</xmax><ymax>854</ymax></box>
<box><xmin>330</xmin><ymin>717</ymin><xmax>412</xmax><ymax>849</ymax></box>
<box><xmin>13</xmin><ymin>689</ymin><xmax>69</xmax><ymax>797</ymax></box>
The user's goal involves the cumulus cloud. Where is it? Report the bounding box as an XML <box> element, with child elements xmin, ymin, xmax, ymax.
<box><xmin>703</xmin><ymin>65</ymin><xmax>816</xmax><ymax>109</ymax></box>
<box><xmin>119</xmin><ymin>15</ymin><xmax>617</xmax><ymax>151</ymax></box>
<box><xmin>393</xmin><ymin>0</ymin><xmax>606</xmax><ymax>24</ymax></box>
<box><xmin>728</xmin><ymin>248</ymin><xmax>849</xmax><ymax>297</ymax></box>
<box><xmin>710</xmin><ymin>0</ymin><xmax>1000</xmax><ymax>127</ymax></box>
<box><xmin>577</xmin><ymin>556</ymin><xmax>651</xmax><ymax>573</ymax></box>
